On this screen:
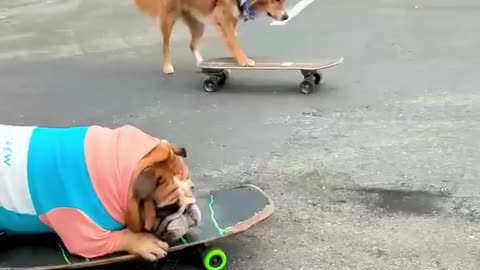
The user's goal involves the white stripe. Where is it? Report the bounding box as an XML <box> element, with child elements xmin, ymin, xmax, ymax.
<box><xmin>0</xmin><ymin>124</ymin><xmax>36</xmax><ymax>214</ymax></box>
<box><xmin>270</xmin><ymin>0</ymin><xmax>315</xmax><ymax>26</ymax></box>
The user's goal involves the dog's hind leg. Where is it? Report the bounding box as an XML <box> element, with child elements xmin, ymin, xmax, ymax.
<box><xmin>181</xmin><ymin>11</ymin><xmax>205</xmax><ymax>65</ymax></box>
<box><xmin>159</xmin><ymin>13</ymin><xmax>178</xmax><ymax>74</ymax></box>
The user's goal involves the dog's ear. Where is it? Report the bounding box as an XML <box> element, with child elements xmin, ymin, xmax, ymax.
<box><xmin>133</xmin><ymin>142</ymin><xmax>178</xmax><ymax>199</ymax></box>
<box><xmin>142</xmin><ymin>199</ymin><xmax>157</xmax><ymax>231</ymax></box>
<box><xmin>149</xmin><ymin>140</ymin><xmax>186</xmax><ymax>159</ymax></box>
<box><xmin>133</xmin><ymin>142</ymin><xmax>180</xmax><ymax>202</ymax></box>
<box><xmin>133</xmin><ymin>168</ymin><xmax>158</xmax><ymax>200</ymax></box>
<box><xmin>171</xmin><ymin>145</ymin><xmax>187</xmax><ymax>158</ymax></box>
<box><xmin>148</xmin><ymin>142</ymin><xmax>173</xmax><ymax>162</ymax></box>
<box><xmin>127</xmin><ymin>168</ymin><xmax>159</xmax><ymax>233</ymax></box>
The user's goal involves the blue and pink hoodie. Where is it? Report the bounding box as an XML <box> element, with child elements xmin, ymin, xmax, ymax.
<box><xmin>0</xmin><ymin>124</ymin><xmax>160</xmax><ymax>258</ymax></box>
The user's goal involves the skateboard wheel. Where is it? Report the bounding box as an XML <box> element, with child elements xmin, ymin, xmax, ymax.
<box><xmin>299</xmin><ymin>80</ymin><xmax>314</xmax><ymax>94</ymax></box>
<box><xmin>203</xmin><ymin>77</ymin><xmax>219</xmax><ymax>93</ymax></box>
<box><xmin>202</xmin><ymin>247</ymin><xmax>227</xmax><ymax>270</ymax></box>
<box><xmin>313</xmin><ymin>72</ymin><xmax>322</xmax><ymax>85</ymax></box>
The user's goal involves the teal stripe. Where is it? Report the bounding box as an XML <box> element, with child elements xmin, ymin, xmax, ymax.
<box><xmin>27</xmin><ymin>127</ymin><xmax>123</xmax><ymax>232</ymax></box>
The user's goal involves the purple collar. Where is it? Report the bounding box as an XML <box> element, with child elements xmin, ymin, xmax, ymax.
<box><xmin>239</xmin><ymin>0</ymin><xmax>255</xmax><ymax>21</ymax></box>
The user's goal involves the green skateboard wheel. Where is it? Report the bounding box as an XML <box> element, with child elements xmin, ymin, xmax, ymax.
<box><xmin>202</xmin><ymin>247</ymin><xmax>227</xmax><ymax>270</ymax></box>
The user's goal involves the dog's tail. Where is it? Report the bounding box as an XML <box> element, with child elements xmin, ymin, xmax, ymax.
<box><xmin>133</xmin><ymin>0</ymin><xmax>161</xmax><ymax>17</ymax></box>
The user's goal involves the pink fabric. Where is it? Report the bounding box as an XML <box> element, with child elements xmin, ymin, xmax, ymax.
<box><xmin>84</xmin><ymin>125</ymin><xmax>159</xmax><ymax>225</ymax></box>
<box><xmin>40</xmin><ymin>125</ymin><xmax>160</xmax><ymax>258</ymax></box>
<box><xmin>39</xmin><ymin>209</ymin><xmax>124</xmax><ymax>258</ymax></box>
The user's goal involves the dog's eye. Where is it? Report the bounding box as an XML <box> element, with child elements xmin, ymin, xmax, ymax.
<box><xmin>191</xmin><ymin>185</ymin><xmax>195</xmax><ymax>194</ymax></box>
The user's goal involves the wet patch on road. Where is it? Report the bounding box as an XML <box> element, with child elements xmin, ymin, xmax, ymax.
<box><xmin>280</xmin><ymin>168</ymin><xmax>449</xmax><ymax>215</ymax></box>
<box><xmin>275</xmin><ymin>168</ymin><xmax>479</xmax><ymax>221</ymax></box>
<box><xmin>357</xmin><ymin>187</ymin><xmax>450</xmax><ymax>216</ymax></box>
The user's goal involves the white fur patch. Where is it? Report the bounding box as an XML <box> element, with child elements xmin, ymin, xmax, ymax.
<box><xmin>232</xmin><ymin>4</ymin><xmax>240</xmax><ymax>18</ymax></box>
<box><xmin>193</xmin><ymin>50</ymin><xmax>203</xmax><ymax>65</ymax></box>
<box><xmin>163</xmin><ymin>64</ymin><xmax>175</xmax><ymax>74</ymax></box>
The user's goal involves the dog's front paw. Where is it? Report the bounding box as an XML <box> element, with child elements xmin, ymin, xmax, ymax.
<box><xmin>131</xmin><ymin>233</ymin><xmax>169</xmax><ymax>261</ymax></box>
<box><xmin>238</xmin><ymin>57</ymin><xmax>255</xmax><ymax>67</ymax></box>
<box><xmin>163</xmin><ymin>64</ymin><xmax>175</xmax><ymax>74</ymax></box>
<box><xmin>193</xmin><ymin>50</ymin><xmax>203</xmax><ymax>65</ymax></box>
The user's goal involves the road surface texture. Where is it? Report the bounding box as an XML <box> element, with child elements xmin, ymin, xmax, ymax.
<box><xmin>1</xmin><ymin>0</ymin><xmax>480</xmax><ymax>269</ymax></box>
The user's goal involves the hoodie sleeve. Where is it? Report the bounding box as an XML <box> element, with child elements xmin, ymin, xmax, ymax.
<box><xmin>39</xmin><ymin>208</ymin><xmax>124</xmax><ymax>258</ymax></box>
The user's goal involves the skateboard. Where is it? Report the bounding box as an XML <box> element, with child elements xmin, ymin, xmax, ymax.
<box><xmin>198</xmin><ymin>56</ymin><xmax>344</xmax><ymax>94</ymax></box>
<box><xmin>0</xmin><ymin>184</ymin><xmax>274</xmax><ymax>270</ymax></box>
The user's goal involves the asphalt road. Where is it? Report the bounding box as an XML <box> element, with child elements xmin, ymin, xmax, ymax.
<box><xmin>1</xmin><ymin>0</ymin><xmax>480</xmax><ymax>269</ymax></box>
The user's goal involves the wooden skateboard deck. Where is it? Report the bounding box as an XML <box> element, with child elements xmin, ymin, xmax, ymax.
<box><xmin>0</xmin><ymin>184</ymin><xmax>274</xmax><ymax>270</ymax></box>
<box><xmin>198</xmin><ymin>56</ymin><xmax>344</xmax><ymax>94</ymax></box>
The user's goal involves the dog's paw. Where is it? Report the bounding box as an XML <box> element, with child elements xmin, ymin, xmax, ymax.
<box><xmin>163</xmin><ymin>64</ymin><xmax>175</xmax><ymax>74</ymax></box>
<box><xmin>238</xmin><ymin>57</ymin><xmax>255</xmax><ymax>67</ymax></box>
<box><xmin>193</xmin><ymin>51</ymin><xmax>203</xmax><ymax>65</ymax></box>
<box><xmin>132</xmin><ymin>233</ymin><xmax>169</xmax><ymax>261</ymax></box>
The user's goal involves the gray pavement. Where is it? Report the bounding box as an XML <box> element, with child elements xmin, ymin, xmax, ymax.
<box><xmin>1</xmin><ymin>0</ymin><xmax>480</xmax><ymax>269</ymax></box>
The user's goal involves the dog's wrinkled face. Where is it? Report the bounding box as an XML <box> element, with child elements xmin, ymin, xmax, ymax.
<box><xmin>255</xmin><ymin>0</ymin><xmax>289</xmax><ymax>21</ymax></box>
<box><xmin>126</xmin><ymin>141</ymin><xmax>200</xmax><ymax>235</ymax></box>
<box><xmin>153</xmin><ymin>203</ymin><xmax>201</xmax><ymax>243</ymax></box>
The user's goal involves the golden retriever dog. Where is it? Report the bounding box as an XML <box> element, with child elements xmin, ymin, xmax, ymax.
<box><xmin>0</xmin><ymin>124</ymin><xmax>200</xmax><ymax>261</ymax></box>
<box><xmin>133</xmin><ymin>0</ymin><xmax>289</xmax><ymax>74</ymax></box>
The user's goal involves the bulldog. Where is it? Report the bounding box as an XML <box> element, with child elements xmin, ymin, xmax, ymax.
<box><xmin>0</xmin><ymin>124</ymin><xmax>200</xmax><ymax>261</ymax></box>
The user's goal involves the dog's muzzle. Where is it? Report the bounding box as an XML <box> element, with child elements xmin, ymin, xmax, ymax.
<box><xmin>268</xmin><ymin>11</ymin><xmax>289</xmax><ymax>21</ymax></box>
<box><xmin>152</xmin><ymin>203</ymin><xmax>201</xmax><ymax>244</ymax></box>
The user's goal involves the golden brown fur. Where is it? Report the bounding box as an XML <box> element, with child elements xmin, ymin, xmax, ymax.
<box><xmin>133</xmin><ymin>0</ymin><xmax>288</xmax><ymax>74</ymax></box>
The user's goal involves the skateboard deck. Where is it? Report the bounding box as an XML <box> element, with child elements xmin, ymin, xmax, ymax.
<box><xmin>198</xmin><ymin>56</ymin><xmax>344</xmax><ymax>94</ymax></box>
<box><xmin>0</xmin><ymin>184</ymin><xmax>274</xmax><ymax>270</ymax></box>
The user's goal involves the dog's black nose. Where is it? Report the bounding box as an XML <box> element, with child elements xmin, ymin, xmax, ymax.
<box><xmin>281</xmin><ymin>12</ymin><xmax>289</xmax><ymax>21</ymax></box>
